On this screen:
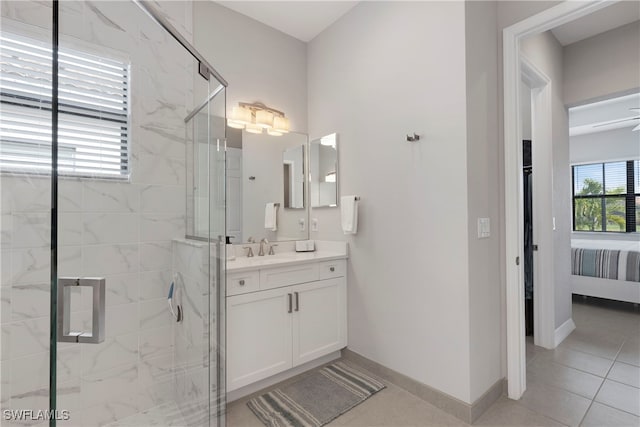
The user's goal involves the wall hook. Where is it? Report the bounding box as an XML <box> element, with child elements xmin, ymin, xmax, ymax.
<box><xmin>406</xmin><ymin>133</ymin><xmax>420</xmax><ymax>142</ymax></box>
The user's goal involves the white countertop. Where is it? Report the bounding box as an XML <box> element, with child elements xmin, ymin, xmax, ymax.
<box><xmin>227</xmin><ymin>250</ymin><xmax>347</xmax><ymax>273</ymax></box>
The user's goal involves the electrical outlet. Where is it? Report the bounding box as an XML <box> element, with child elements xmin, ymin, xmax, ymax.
<box><xmin>311</xmin><ymin>218</ymin><xmax>318</xmax><ymax>232</ymax></box>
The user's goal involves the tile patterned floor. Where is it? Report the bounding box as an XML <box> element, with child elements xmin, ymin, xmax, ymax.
<box><xmin>228</xmin><ymin>298</ymin><xmax>639</xmax><ymax>427</ymax></box>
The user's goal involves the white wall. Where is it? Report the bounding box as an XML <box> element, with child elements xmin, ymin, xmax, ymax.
<box><xmin>521</xmin><ymin>31</ymin><xmax>572</xmax><ymax>331</ymax></box>
<box><xmin>308</xmin><ymin>2</ymin><xmax>474</xmax><ymax>403</ymax></box>
<box><xmin>571</xmin><ymin>127</ymin><xmax>640</xmax><ymax>164</ymax></box>
<box><xmin>564</xmin><ymin>21</ymin><xmax>640</xmax><ymax>107</ymax></box>
<box><xmin>193</xmin><ymin>1</ymin><xmax>308</xmax><ymax>133</ymax></box>
<box><xmin>464</xmin><ymin>1</ymin><xmax>502</xmax><ymax>403</ymax></box>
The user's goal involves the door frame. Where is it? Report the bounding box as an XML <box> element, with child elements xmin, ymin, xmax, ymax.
<box><xmin>520</xmin><ymin>55</ymin><xmax>555</xmax><ymax>352</ymax></box>
<box><xmin>502</xmin><ymin>0</ymin><xmax>616</xmax><ymax>400</ymax></box>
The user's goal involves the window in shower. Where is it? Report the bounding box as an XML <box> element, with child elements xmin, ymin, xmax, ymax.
<box><xmin>0</xmin><ymin>31</ymin><xmax>130</xmax><ymax>178</ymax></box>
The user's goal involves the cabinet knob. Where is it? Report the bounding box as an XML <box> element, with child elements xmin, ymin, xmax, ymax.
<box><xmin>239</xmin><ymin>279</ymin><xmax>245</xmax><ymax>286</ymax></box>
<box><xmin>329</xmin><ymin>267</ymin><xmax>335</xmax><ymax>272</ymax></box>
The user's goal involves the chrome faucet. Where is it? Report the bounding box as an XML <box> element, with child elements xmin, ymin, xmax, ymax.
<box><xmin>259</xmin><ymin>238</ymin><xmax>269</xmax><ymax>256</ymax></box>
<box><xmin>243</xmin><ymin>246</ymin><xmax>254</xmax><ymax>257</ymax></box>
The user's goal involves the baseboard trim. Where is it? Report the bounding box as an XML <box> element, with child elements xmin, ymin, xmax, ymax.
<box><xmin>554</xmin><ymin>318</ymin><xmax>576</xmax><ymax>347</ymax></box>
<box><xmin>342</xmin><ymin>349</ymin><xmax>504</xmax><ymax>424</ymax></box>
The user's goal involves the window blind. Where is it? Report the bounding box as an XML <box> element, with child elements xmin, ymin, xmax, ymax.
<box><xmin>0</xmin><ymin>32</ymin><xmax>129</xmax><ymax>177</ymax></box>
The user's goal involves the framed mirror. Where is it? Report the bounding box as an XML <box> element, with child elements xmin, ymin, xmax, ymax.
<box><xmin>225</xmin><ymin>127</ymin><xmax>309</xmax><ymax>244</ymax></box>
<box><xmin>310</xmin><ymin>133</ymin><xmax>338</xmax><ymax>208</ymax></box>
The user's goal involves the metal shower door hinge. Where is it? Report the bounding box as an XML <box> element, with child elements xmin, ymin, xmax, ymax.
<box><xmin>57</xmin><ymin>277</ymin><xmax>106</xmax><ymax>344</ymax></box>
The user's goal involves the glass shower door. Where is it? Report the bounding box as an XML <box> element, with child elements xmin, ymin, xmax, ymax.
<box><xmin>51</xmin><ymin>1</ymin><xmax>226</xmax><ymax>425</ymax></box>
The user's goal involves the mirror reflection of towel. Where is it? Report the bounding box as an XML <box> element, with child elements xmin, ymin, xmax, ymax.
<box><xmin>265</xmin><ymin>203</ymin><xmax>278</xmax><ymax>231</ymax></box>
<box><xmin>341</xmin><ymin>196</ymin><xmax>358</xmax><ymax>235</ymax></box>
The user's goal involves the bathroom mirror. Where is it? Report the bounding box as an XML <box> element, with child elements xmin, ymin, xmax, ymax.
<box><xmin>283</xmin><ymin>145</ymin><xmax>305</xmax><ymax>209</ymax></box>
<box><xmin>310</xmin><ymin>133</ymin><xmax>338</xmax><ymax>208</ymax></box>
<box><xmin>226</xmin><ymin>127</ymin><xmax>309</xmax><ymax>244</ymax></box>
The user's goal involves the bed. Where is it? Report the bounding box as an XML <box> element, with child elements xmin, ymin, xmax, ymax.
<box><xmin>571</xmin><ymin>239</ymin><xmax>640</xmax><ymax>304</ymax></box>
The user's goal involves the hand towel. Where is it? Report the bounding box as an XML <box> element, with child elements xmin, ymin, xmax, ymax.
<box><xmin>265</xmin><ymin>203</ymin><xmax>278</xmax><ymax>231</ymax></box>
<box><xmin>341</xmin><ymin>195</ymin><xmax>358</xmax><ymax>235</ymax></box>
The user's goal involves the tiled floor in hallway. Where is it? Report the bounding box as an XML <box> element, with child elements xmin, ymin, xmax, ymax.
<box><xmin>227</xmin><ymin>297</ymin><xmax>639</xmax><ymax>426</ymax></box>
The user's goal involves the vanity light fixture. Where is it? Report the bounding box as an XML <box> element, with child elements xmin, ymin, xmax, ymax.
<box><xmin>227</xmin><ymin>102</ymin><xmax>290</xmax><ymax>136</ymax></box>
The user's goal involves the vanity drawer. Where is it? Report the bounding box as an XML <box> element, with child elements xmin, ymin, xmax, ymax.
<box><xmin>260</xmin><ymin>264</ymin><xmax>319</xmax><ymax>290</ymax></box>
<box><xmin>318</xmin><ymin>259</ymin><xmax>346</xmax><ymax>280</ymax></box>
<box><xmin>227</xmin><ymin>271</ymin><xmax>260</xmax><ymax>296</ymax></box>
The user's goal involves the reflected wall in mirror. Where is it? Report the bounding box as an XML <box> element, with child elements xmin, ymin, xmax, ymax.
<box><xmin>283</xmin><ymin>145</ymin><xmax>305</xmax><ymax>209</ymax></box>
<box><xmin>226</xmin><ymin>127</ymin><xmax>309</xmax><ymax>244</ymax></box>
<box><xmin>310</xmin><ymin>133</ymin><xmax>338</xmax><ymax>208</ymax></box>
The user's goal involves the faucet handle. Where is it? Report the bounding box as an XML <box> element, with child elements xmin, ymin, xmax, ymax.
<box><xmin>268</xmin><ymin>244</ymin><xmax>278</xmax><ymax>255</ymax></box>
<box><xmin>242</xmin><ymin>246</ymin><xmax>254</xmax><ymax>257</ymax></box>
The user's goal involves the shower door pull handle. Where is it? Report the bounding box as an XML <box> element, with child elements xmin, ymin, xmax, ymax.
<box><xmin>57</xmin><ymin>277</ymin><xmax>106</xmax><ymax>344</ymax></box>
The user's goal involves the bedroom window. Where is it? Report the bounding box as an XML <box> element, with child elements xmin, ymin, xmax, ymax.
<box><xmin>0</xmin><ymin>32</ymin><xmax>130</xmax><ymax>178</ymax></box>
<box><xmin>572</xmin><ymin>160</ymin><xmax>639</xmax><ymax>233</ymax></box>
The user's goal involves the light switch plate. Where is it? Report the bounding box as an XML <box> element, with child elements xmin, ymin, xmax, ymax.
<box><xmin>478</xmin><ymin>218</ymin><xmax>490</xmax><ymax>239</ymax></box>
<box><xmin>311</xmin><ymin>218</ymin><xmax>318</xmax><ymax>232</ymax></box>
<box><xmin>298</xmin><ymin>218</ymin><xmax>305</xmax><ymax>231</ymax></box>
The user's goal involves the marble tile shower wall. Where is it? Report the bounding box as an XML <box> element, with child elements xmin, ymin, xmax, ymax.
<box><xmin>172</xmin><ymin>240</ymin><xmax>210</xmax><ymax>427</ymax></box>
<box><xmin>0</xmin><ymin>1</ymin><xmax>200</xmax><ymax>425</ymax></box>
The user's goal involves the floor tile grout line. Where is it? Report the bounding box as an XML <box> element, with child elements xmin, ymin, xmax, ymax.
<box><xmin>577</xmin><ymin>338</ymin><xmax>626</xmax><ymax>427</ymax></box>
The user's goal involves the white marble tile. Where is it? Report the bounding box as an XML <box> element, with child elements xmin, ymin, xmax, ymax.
<box><xmin>0</xmin><ymin>360</ymin><xmax>9</xmax><ymax>407</ymax></box>
<box><xmin>140</xmin><ymin>270</ymin><xmax>171</xmax><ymax>301</ymax></box>
<box><xmin>58</xmin><ymin>245</ymin><xmax>82</xmax><ymax>278</ymax></box>
<box><xmin>138</xmin><ymin>126</ymin><xmax>186</xmax><ymax>159</ymax></box>
<box><xmin>0</xmin><ymin>287</ymin><xmax>10</xmax><ymax>324</ymax></box>
<box><xmin>80</xmin><ymin>396</ymin><xmax>140</xmax><ymax>427</ymax></box>
<box><xmin>10</xmin><ymin>283</ymin><xmax>49</xmax><ymax>321</ymax></box>
<box><xmin>139</xmin><ymin>326</ymin><xmax>173</xmax><ymax>361</ymax></box>
<box><xmin>138</xmin><ymin>378</ymin><xmax>174</xmax><ymax>413</ymax></box>
<box><xmin>139</xmin><ymin>353</ymin><xmax>174</xmax><ymax>386</ymax></box>
<box><xmin>83</xmin><ymin>182</ymin><xmax>139</xmax><ymax>213</ymax></box>
<box><xmin>105</xmin><ymin>303</ymin><xmax>138</xmax><ymax>338</ymax></box>
<box><xmin>3</xmin><ymin>176</ymin><xmax>50</xmax><ymax>213</ymax></box>
<box><xmin>103</xmin><ymin>273</ymin><xmax>138</xmax><ymax>308</ymax></box>
<box><xmin>140</xmin><ymin>241</ymin><xmax>172</xmax><ymax>272</ymax></box>
<box><xmin>140</xmin><ymin>185</ymin><xmax>184</xmax><ymax>213</ymax></box>
<box><xmin>11</xmin><ymin>347</ymin><xmax>80</xmax><ymax>398</ymax></box>
<box><xmin>11</xmin><ymin>247</ymin><xmax>49</xmax><ymax>285</ymax></box>
<box><xmin>83</xmin><ymin>0</ymin><xmax>138</xmax><ymax>52</ymax></box>
<box><xmin>1</xmin><ymin>213</ymin><xmax>12</xmax><ymax>249</ymax></box>
<box><xmin>140</xmin><ymin>214</ymin><xmax>183</xmax><ymax>242</ymax></box>
<box><xmin>11</xmin><ymin>213</ymin><xmax>49</xmax><ymax>248</ymax></box>
<box><xmin>0</xmin><ymin>0</ymin><xmax>53</xmax><ymax>31</ymax></box>
<box><xmin>59</xmin><ymin>213</ymin><xmax>83</xmax><ymax>247</ymax></box>
<box><xmin>136</xmin><ymin>155</ymin><xmax>185</xmax><ymax>186</ymax></box>
<box><xmin>82</xmin><ymin>244</ymin><xmax>139</xmax><ymax>276</ymax></box>
<box><xmin>82</xmin><ymin>333</ymin><xmax>138</xmax><ymax>377</ymax></box>
<box><xmin>140</xmin><ymin>298</ymin><xmax>173</xmax><ymax>331</ymax></box>
<box><xmin>83</xmin><ymin>213</ymin><xmax>139</xmax><ymax>245</ymax></box>
<box><xmin>9</xmin><ymin>317</ymin><xmax>49</xmax><ymax>359</ymax></box>
<box><xmin>1</xmin><ymin>250</ymin><xmax>11</xmax><ymax>287</ymax></box>
<box><xmin>59</xmin><ymin>179</ymin><xmax>83</xmax><ymax>213</ymax></box>
<box><xmin>1</xmin><ymin>325</ymin><xmax>10</xmax><ymax>360</ymax></box>
<box><xmin>81</xmin><ymin>362</ymin><xmax>139</xmax><ymax>409</ymax></box>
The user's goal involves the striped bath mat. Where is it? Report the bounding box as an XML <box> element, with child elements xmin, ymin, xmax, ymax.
<box><xmin>247</xmin><ymin>362</ymin><xmax>385</xmax><ymax>427</ymax></box>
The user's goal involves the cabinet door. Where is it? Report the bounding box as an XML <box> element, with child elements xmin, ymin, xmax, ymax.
<box><xmin>226</xmin><ymin>287</ymin><xmax>293</xmax><ymax>391</ymax></box>
<box><xmin>292</xmin><ymin>278</ymin><xmax>347</xmax><ymax>366</ymax></box>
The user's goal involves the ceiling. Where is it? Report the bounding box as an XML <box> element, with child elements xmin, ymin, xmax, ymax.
<box><xmin>569</xmin><ymin>93</ymin><xmax>640</xmax><ymax>136</ymax></box>
<box><xmin>217</xmin><ymin>1</ymin><xmax>359</xmax><ymax>42</ymax></box>
<box><xmin>551</xmin><ymin>1</ymin><xmax>640</xmax><ymax>46</ymax></box>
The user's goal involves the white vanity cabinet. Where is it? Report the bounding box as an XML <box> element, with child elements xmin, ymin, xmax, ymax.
<box><xmin>226</xmin><ymin>257</ymin><xmax>347</xmax><ymax>392</ymax></box>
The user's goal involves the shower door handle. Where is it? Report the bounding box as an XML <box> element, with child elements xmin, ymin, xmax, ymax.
<box><xmin>57</xmin><ymin>277</ymin><xmax>106</xmax><ymax>344</ymax></box>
